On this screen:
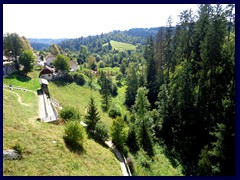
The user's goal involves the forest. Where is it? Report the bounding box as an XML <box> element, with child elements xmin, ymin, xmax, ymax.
<box><xmin>4</xmin><ymin>4</ymin><xmax>235</xmax><ymax>176</ymax></box>
<box><xmin>57</xmin><ymin>4</ymin><xmax>235</xmax><ymax>175</ymax></box>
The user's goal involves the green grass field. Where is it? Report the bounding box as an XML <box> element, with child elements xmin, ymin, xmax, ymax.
<box><xmin>3</xmin><ymin>72</ymin><xmax>122</xmax><ymax>176</ymax></box>
<box><xmin>3</xmin><ymin>69</ymin><xmax>41</xmax><ymax>91</ymax></box>
<box><xmin>103</xmin><ymin>40</ymin><xmax>136</xmax><ymax>51</ymax></box>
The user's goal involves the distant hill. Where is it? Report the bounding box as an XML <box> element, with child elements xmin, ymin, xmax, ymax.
<box><xmin>28</xmin><ymin>38</ymin><xmax>67</xmax><ymax>51</ymax></box>
<box><xmin>58</xmin><ymin>27</ymin><xmax>163</xmax><ymax>53</ymax></box>
<box><xmin>103</xmin><ymin>40</ymin><xmax>136</xmax><ymax>51</ymax></box>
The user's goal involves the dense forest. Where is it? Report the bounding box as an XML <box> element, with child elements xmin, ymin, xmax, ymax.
<box><xmin>123</xmin><ymin>4</ymin><xmax>235</xmax><ymax>175</ymax></box>
<box><xmin>29</xmin><ymin>28</ymin><xmax>160</xmax><ymax>51</ymax></box>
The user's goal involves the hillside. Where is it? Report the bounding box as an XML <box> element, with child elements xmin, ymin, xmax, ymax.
<box><xmin>3</xmin><ymin>71</ymin><xmax>122</xmax><ymax>176</ymax></box>
<box><xmin>102</xmin><ymin>40</ymin><xmax>136</xmax><ymax>51</ymax></box>
<box><xmin>57</xmin><ymin>27</ymin><xmax>161</xmax><ymax>52</ymax></box>
<box><xmin>29</xmin><ymin>38</ymin><xmax>67</xmax><ymax>51</ymax></box>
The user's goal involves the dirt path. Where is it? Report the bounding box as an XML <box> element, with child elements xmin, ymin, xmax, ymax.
<box><xmin>4</xmin><ymin>89</ymin><xmax>30</xmax><ymax>106</ymax></box>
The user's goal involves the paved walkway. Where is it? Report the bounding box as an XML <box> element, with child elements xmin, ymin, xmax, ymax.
<box><xmin>105</xmin><ymin>140</ymin><xmax>132</xmax><ymax>176</ymax></box>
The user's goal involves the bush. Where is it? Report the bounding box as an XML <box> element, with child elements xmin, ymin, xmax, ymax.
<box><xmin>74</xmin><ymin>73</ymin><xmax>86</xmax><ymax>86</ymax></box>
<box><xmin>60</xmin><ymin>106</ymin><xmax>80</xmax><ymax>122</ymax></box>
<box><xmin>108</xmin><ymin>103</ymin><xmax>122</xmax><ymax>118</ymax></box>
<box><xmin>63</xmin><ymin>73</ymin><xmax>74</xmax><ymax>83</ymax></box>
<box><xmin>12</xmin><ymin>143</ymin><xmax>24</xmax><ymax>155</ymax></box>
<box><xmin>63</xmin><ymin>121</ymin><xmax>86</xmax><ymax>148</ymax></box>
<box><xmin>93</xmin><ymin>122</ymin><xmax>109</xmax><ymax>143</ymax></box>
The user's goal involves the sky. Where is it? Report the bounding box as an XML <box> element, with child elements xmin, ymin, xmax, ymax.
<box><xmin>3</xmin><ymin>4</ymin><xmax>199</xmax><ymax>39</ymax></box>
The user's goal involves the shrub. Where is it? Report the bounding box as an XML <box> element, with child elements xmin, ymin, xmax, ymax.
<box><xmin>63</xmin><ymin>121</ymin><xmax>86</xmax><ymax>148</ymax></box>
<box><xmin>63</xmin><ymin>73</ymin><xmax>74</xmax><ymax>83</ymax></box>
<box><xmin>74</xmin><ymin>73</ymin><xmax>86</xmax><ymax>86</ymax></box>
<box><xmin>12</xmin><ymin>143</ymin><xmax>24</xmax><ymax>155</ymax></box>
<box><xmin>60</xmin><ymin>106</ymin><xmax>80</xmax><ymax>122</ymax></box>
<box><xmin>93</xmin><ymin>122</ymin><xmax>109</xmax><ymax>143</ymax></box>
<box><xmin>108</xmin><ymin>103</ymin><xmax>122</xmax><ymax>118</ymax></box>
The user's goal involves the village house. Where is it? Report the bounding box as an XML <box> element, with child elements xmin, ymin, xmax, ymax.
<box><xmin>39</xmin><ymin>66</ymin><xmax>55</xmax><ymax>80</ymax></box>
<box><xmin>45</xmin><ymin>54</ymin><xmax>55</xmax><ymax>67</ymax></box>
<box><xmin>69</xmin><ymin>60</ymin><xmax>78</xmax><ymax>71</ymax></box>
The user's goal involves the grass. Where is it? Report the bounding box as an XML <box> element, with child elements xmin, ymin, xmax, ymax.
<box><xmin>48</xmin><ymin>82</ymin><xmax>114</xmax><ymax>129</ymax></box>
<box><xmin>3</xmin><ymin>74</ymin><xmax>122</xmax><ymax>176</ymax></box>
<box><xmin>103</xmin><ymin>40</ymin><xmax>136</xmax><ymax>51</ymax></box>
<box><xmin>3</xmin><ymin>69</ymin><xmax>41</xmax><ymax>91</ymax></box>
<box><xmin>3</xmin><ymin>67</ymin><xmax>184</xmax><ymax>176</ymax></box>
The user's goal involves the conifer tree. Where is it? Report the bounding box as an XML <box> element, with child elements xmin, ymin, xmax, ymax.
<box><xmin>85</xmin><ymin>96</ymin><xmax>101</xmax><ymax>133</ymax></box>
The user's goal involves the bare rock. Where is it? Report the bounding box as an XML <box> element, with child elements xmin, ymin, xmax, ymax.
<box><xmin>3</xmin><ymin>149</ymin><xmax>22</xmax><ymax>160</ymax></box>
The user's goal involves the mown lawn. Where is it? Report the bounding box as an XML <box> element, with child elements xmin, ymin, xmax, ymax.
<box><xmin>103</xmin><ymin>40</ymin><xmax>136</xmax><ymax>51</ymax></box>
<box><xmin>3</xmin><ymin>80</ymin><xmax>122</xmax><ymax>176</ymax></box>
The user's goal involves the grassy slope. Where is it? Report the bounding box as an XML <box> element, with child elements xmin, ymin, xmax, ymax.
<box><xmin>103</xmin><ymin>40</ymin><xmax>136</xmax><ymax>51</ymax></box>
<box><xmin>3</xmin><ymin>71</ymin><xmax>122</xmax><ymax>176</ymax></box>
<box><xmin>133</xmin><ymin>146</ymin><xmax>183</xmax><ymax>176</ymax></box>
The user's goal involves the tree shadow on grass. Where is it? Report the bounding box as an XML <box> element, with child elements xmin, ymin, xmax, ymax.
<box><xmin>64</xmin><ymin>139</ymin><xmax>85</xmax><ymax>155</ymax></box>
<box><xmin>51</xmin><ymin>80</ymin><xmax>69</xmax><ymax>87</ymax></box>
<box><xmin>87</xmin><ymin>133</ymin><xmax>109</xmax><ymax>149</ymax></box>
<box><xmin>5</xmin><ymin>72</ymin><xmax>32</xmax><ymax>82</ymax></box>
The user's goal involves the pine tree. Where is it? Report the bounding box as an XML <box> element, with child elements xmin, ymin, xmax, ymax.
<box><xmin>144</xmin><ymin>36</ymin><xmax>158</xmax><ymax>108</ymax></box>
<box><xmin>85</xmin><ymin>96</ymin><xmax>101</xmax><ymax>133</ymax></box>
<box><xmin>100</xmin><ymin>72</ymin><xmax>112</xmax><ymax>111</ymax></box>
<box><xmin>125</xmin><ymin>63</ymin><xmax>139</xmax><ymax>108</ymax></box>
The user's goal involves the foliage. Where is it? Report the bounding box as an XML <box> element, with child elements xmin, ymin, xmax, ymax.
<box><xmin>53</xmin><ymin>54</ymin><xmax>70</xmax><ymax>72</ymax></box>
<box><xmin>49</xmin><ymin>44</ymin><xmax>61</xmax><ymax>55</ymax></box>
<box><xmin>85</xmin><ymin>97</ymin><xmax>101</xmax><ymax>133</ymax></box>
<box><xmin>93</xmin><ymin>122</ymin><xmax>109</xmax><ymax>143</ymax></box>
<box><xmin>3</xmin><ymin>33</ymin><xmax>24</xmax><ymax>60</ymax></box>
<box><xmin>108</xmin><ymin>103</ymin><xmax>122</xmax><ymax>118</ymax></box>
<box><xmin>18</xmin><ymin>50</ymin><xmax>35</xmax><ymax>74</ymax></box>
<box><xmin>99</xmin><ymin>72</ymin><xmax>112</xmax><ymax>111</ymax></box>
<box><xmin>125</xmin><ymin>63</ymin><xmax>139</xmax><ymax>107</ymax></box>
<box><xmin>60</xmin><ymin>106</ymin><xmax>80</xmax><ymax>122</ymax></box>
<box><xmin>110</xmin><ymin>117</ymin><xmax>128</xmax><ymax>152</ymax></box>
<box><xmin>74</xmin><ymin>73</ymin><xmax>86</xmax><ymax>86</ymax></box>
<box><xmin>63</xmin><ymin>121</ymin><xmax>86</xmax><ymax>149</ymax></box>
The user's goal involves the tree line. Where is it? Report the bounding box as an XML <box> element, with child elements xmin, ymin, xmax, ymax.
<box><xmin>124</xmin><ymin>4</ymin><xmax>235</xmax><ymax>175</ymax></box>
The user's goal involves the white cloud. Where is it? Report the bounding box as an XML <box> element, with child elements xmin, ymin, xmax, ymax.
<box><xmin>3</xmin><ymin>4</ymin><xmax>199</xmax><ymax>39</ymax></box>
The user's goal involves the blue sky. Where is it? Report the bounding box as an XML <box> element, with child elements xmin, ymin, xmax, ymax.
<box><xmin>3</xmin><ymin>4</ymin><xmax>199</xmax><ymax>39</ymax></box>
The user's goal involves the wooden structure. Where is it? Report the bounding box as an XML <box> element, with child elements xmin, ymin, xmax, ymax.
<box><xmin>39</xmin><ymin>78</ymin><xmax>49</xmax><ymax>96</ymax></box>
<box><xmin>39</xmin><ymin>66</ymin><xmax>55</xmax><ymax>80</ymax></box>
